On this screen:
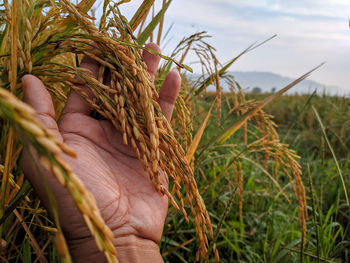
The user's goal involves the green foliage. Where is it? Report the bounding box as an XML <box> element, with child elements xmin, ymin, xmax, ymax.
<box><xmin>162</xmin><ymin>93</ymin><xmax>349</xmax><ymax>262</ymax></box>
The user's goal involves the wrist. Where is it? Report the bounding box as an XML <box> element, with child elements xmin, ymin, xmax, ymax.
<box><xmin>68</xmin><ymin>235</ymin><xmax>163</xmax><ymax>263</ymax></box>
<box><xmin>115</xmin><ymin>235</ymin><xmax>163</xmax><ymax>263</ymax></box>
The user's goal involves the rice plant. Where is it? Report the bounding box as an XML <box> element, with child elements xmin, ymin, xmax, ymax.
<box><xmin>0</xmin><ymin>1</ymin><xmax>329</xmax><ymax>262</ymax></box>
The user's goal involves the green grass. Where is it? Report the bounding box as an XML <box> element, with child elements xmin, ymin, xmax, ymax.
<box><xmin>161</xmin><ymin>92</ymin><xmax>350</xmax><ymax>262</ymax></box>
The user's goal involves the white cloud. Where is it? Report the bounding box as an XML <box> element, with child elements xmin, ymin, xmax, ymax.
<box><xmin>163</xmin><ymin>0</ymin><xmax>350</xmax><ymax>91</ymax></box>
<box><xmin>94</xmin><ymin>0</ymin><xmax>350</xmax><ymax>93</ymax></box>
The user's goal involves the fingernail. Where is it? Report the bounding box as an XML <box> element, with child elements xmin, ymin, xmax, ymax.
<box><xmin>22</xmin><ymin>74</ymin><xmax>33</xmax><ymax>86</ymax></box>
<box><xmin>171</xmin><ymin>68</ymin><xmax>180</xmax><ymax>73</ymax></box>
<box><xmin>22</xmin><ymin>74</ymin><xmax>30</xmax><ymax>82</ymax></box>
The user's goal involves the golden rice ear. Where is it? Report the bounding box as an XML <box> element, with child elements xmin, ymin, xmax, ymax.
<box><xmin>0</xmin><ymin>0</ymin><xmax>316</xmax><ymax>262</ymax></box>
<box><xmin>0</xmin><ymin>87</ymin><xmax>118</xmax><ymax>262</ymax></box>
<box><xmin>54</xmin><ymin>1</ymin><xmax>215</xmax><ymax>259</ymax></box>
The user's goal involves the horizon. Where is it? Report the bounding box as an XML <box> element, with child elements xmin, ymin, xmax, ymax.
<box><xmin>190</xmin><ymin>70</ymin><xmax>344</xmax><ymax>96</ymax></box>
<box><xmin>95</xmin><ymin>0</ymin><xmax>350</xmax><ymax>94</ymax></box>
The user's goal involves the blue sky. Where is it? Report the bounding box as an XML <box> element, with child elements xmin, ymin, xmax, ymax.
<box><xmin>99</xmin><ymin>0</ymin><xmax>350</xmax><ymax>94</ymax></box>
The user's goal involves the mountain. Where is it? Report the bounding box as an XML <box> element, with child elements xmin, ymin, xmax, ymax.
<box><xmin>195</xmin><ymin>71</ymin><xmax>343</xmax><ymax>96</ymax></box>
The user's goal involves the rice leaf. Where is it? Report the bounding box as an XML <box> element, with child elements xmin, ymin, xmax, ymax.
<box><xmin>129</xmin><ymin>0</ymin><xmax>155</xmax><ymax>31</ymax></box>
<box><xmin>193</xmin><ymin>35</ymin><xmax>277</xmax><ymax>96</ymax></box>
<box><xmin>216</xmin><ymin>63</ymin><xmax>325</xmax><ymax>144</ymax></box>
<box><xmin>157</xmin><ymin>0</ymin><xmax>166</xmax><ymax>45</ymax></box>
<box><xmin>137</xmin><ymin>0</ymin><xmax>172</xmax><ymax>45</ymax></box>
<box><xmin>186</xmin><ymin>98</ymin><xmax>215</xmax><ymax>162</ymax></box>
<box><xmin>77</xmin><ymin>0</ymin><xmax>97</xmax><ymax>13</ymax></box>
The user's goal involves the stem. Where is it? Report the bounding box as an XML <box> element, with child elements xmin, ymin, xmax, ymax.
<box><xmin>312</xmin><ymin>106</ymin><xmax>349</xmax><ymax>205</ymax></box>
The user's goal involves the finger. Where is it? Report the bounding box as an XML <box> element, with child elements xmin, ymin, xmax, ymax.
<box><xmin>61</xmin><ymin>55</ymin><xmax>99</xmax><ymax>116</ymax></box>
<box><xmin>22</xmin><ymin>75</ymin><xmax>67</xmax><ymax>217</ymax></box>
<box><xmin>22</xmin><ymin>75</ymin><xmax>62</xmax><ymax>141</ymax></box>
<box><xmin>142</xmin><ymin>42</ymin><xmax>161</xmax><ymax>82</ymax></box>
<box><xmin>158</xmin><ymin>70</ymin><xmax>181</xmax><ymax>122</ymax></box>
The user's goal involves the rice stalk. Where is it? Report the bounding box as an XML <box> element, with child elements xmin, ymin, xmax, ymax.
<box><xmin>13</xmin><ymin>208</ymin><xmax>48</xmax><ymax>263</ymax></box>
<box><xmin>197</xmin><ymin>85</ymin><xmax>309</xmax><ymax>241</ymax></box>
<box><xmin>0</xmin><ymin>1</ymin><xmax>321</xmax><ymax>261</ymax></box>
<box><xmin>57</xmin><ymin>1</ymin><xmax>216</xmax><ymax>259</ymax></box>
<box><xmin>0</xmin><ymin>0</ymin><xmax>217</xmax><ymax>260</ymax></box>
<box><xmin>162</xmin><ymin>27</ymin><xmax>312</xmax><ymax>245</ymax></box>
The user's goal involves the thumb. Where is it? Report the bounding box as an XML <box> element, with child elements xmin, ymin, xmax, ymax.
<box><xmin>21</xmin><ymin>74</ymin><xmax>67</xmax><ymax>218</ymax></box>
<box><xmin>22</xmin><ymin>75</ymin><xmax>62</xmax><ymax>141</ymax></box>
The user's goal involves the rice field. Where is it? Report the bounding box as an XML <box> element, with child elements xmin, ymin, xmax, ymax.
<box><xmin>0</xmin><ymin>1</ymin><xmax>348</xmax><ymax>262</ymax></box>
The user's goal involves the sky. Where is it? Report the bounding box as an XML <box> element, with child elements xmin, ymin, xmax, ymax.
<box><xmin>99</xmin><ymin>0</ymin><xmax>350</xmax><ymax>94</ymax></box>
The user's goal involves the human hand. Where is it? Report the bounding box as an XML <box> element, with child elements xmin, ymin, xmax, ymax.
<box><xmin>21</xmin><ymin>43</ymin><xmax>181</xmax><ymax>263</ymax></box>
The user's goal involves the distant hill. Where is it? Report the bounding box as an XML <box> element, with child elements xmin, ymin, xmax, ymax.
<box><xmin>192</xmin><ymin>71</ymin><xmax>344</xmax><ymax>96</ymax></box>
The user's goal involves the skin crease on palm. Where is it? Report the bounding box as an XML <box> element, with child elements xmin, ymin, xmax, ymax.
<box><xmin>21</xmin><ymin>43</ymin><xmax>181</xmax><ymax>263</ymax></box>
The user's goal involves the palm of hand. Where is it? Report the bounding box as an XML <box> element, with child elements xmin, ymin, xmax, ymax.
<box><xmin>21</xmin><ymin>43</ymin><xmax>180</xmax><ymax>255</ymax></box>
<box><xmin>58</xmin><ymin>112</ymin><xmax>167</xmax><ymax>243</ymax></box>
